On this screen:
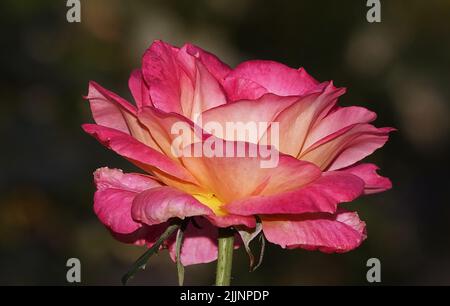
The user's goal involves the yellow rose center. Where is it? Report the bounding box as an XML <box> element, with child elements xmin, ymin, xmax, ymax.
<box><xmin>192</xmin><ymin>193</ymin><xmax>227</xmax><ymax>217</ymax></box>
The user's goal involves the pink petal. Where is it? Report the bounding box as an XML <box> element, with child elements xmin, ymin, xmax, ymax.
<box><xmin>85</xmin><ymin>81</ymin><xmax>137</xmax><ymax>134</ymax></box>
<box><xmin>131</xmin><ymin>186</ymin><xmax>213</xmax><ymax>226</ymax></box>
<box><xmin>226</xmin><ymin>171</ymin><xmax>364</xmax><ymax>215</ymax></box>
<box><xmin>137</xmin><ymin>106</ymin><xmax>200</xmax><ymax>160</ymax></box>
<box><xmin>340</xmin><ymin>163</ymin><xmax>392</xmax><ymax>195</ymax></box>
<box><xmin>184</xmin><ymin>43</ymin><xmax>232</xmax><ymax>83</ymax></box>
<box><xmin>261</xmin><ymin>83</ymin><xmax>346</xmax><ymax>157</ymax></box>
<box><xmin>262</xmin><ymin>209</ymin><xmax>367</xmax><ymax>253</ymax></box>
<box><xmin>82</xmin><ymin>123</ymin><xmax>198</xmax><ymax>184</ymax></box>
<box><xmin>327</xmin><ymin>127</ymin><xmax>395</xmax><ymax>171</ymax></box>
<box><xmin>223</xmin><ymin>60</ymin><xmax>327</xmax><ymax>100</ymax></box>
<box><xmin>223</xmin><ymin>77</ymin><xmax>270</xmax><ymax>101</ymax></box>
<box><xmin>167</xmin><ymin>217</ymin><xmax>219</xmax><ymax>266</ymax></box>
<box><xmin>128</xmin><ymin>69</ymin><xmax>152</xmax><ymax>108</ymax></box>
<box><xmin>200</xmin><ymin>93</ymin><xmax>299</xmax><ymax>142</ymax></box>
<box><xmin>205</xmin><ymin>214</ymin><xmax>256</xmax><ymax>228</ymax></box>
<box><xmin>93</xmin><ymin>167</ymin><xmax>161</xmax><ymax>234</ymax></box>
<box><xmin>142</xmin><ymin>40</ymin><xmax>184</xmax><ymax>114</ymax></box>
<box><xmin>304</xmin><ymin>106</ymin><xmax>377</xmax><ymax>148</ymax></box>
<box><xmin>300</xmin><ymin>124</ymin><xmax>395</xmax><ymax>171</ymax></box>
<box><xmin>181</xmin><ymin>142</ymin><xmax>322</xmax><ymax>204</ymax></box>
<box><xmin>142</xmin><ymin>40</ymin><xmax>227</xmax><ymax>117</ymax></box>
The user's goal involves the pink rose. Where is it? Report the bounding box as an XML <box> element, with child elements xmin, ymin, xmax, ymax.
<box><xmin>83</xmin><ymin>40</ymin><xmax>393</xmax><ymax>270</ymax></box>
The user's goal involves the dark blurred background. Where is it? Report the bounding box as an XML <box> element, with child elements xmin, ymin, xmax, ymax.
<box><xmin>1</xmin><ymin>0</ymin><xmax>449</xmax><ymax>285</ymax></box>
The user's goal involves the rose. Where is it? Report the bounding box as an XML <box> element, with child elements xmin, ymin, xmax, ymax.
<box><xmin>82</xmin><ymin>40</ymin><xmax>393</xmax><ymax>282</ymax></box>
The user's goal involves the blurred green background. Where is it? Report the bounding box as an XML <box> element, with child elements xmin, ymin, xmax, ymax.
<box><xmin>1</xmin><ymin>0</ymin><xmax>450</xmax><ymax>285</ymax></box>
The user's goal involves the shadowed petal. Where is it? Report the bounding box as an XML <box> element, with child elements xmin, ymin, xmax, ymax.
<box><xmin>167</xmin><ymin>218</ymin><xmax>219</xmax><ymax>266</ymax></box>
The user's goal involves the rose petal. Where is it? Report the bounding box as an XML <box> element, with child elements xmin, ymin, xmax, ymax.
<box><xmin>262</xmin><ymin>209</ymin><xmax>367</xmax><ymax>253</ymax></box>
<box><xmin>128</xmin><ymin>69</ymin><xmax>152</xmax><ymax>108</ymax></box>
<box><xmin>261</xmin><ymin>83</ymin><xmax>346</xmax><ymax>157</ymax></box>
<box><xmin>131</xmin><ymin>186</ymin><xmax>213</xmax><ymax>226</ymax></box>
<box><xmin>168</xmin><ymin>217</ymin><xmax>218</xmax><ymax>266</ymax></box>
<box><xmin>223</xmin><ymin>60</ymin><xmax>326</xmax><ymax>100</ymax></box>
<box><xmin>82</xmin><ymin>124</ymin><xmax>198</xmax><ymax>184</ymax></box>
<box><xmin>93</xmin><ymin>167</ymin><xmax>161</xmax><ymax>234</ymax></box>
<box><xmin>339</xmin><ymin>163</ymin><xmax>392</xmax><ymax>194</ymax></box>
<box><xmin>226</xmin><ymin>171</ymin><xmax>364</xmax><ymax>215</ymax></box>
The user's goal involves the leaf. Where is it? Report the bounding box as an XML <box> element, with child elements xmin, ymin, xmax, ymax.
<box><xmin>236</xmin><ymin>219</ymin><xmax>265</xmax><ymax>272</ymax></box>
<box><xmin>252</xmin><ymin>233</ymin><xmax>266</xmax><ymax>272</ymax></box>
<box><xmin>175</xmin><ymin>221</ymin><xmax>187</xmax><ymax>286</ymax></box>
<box><xmin>121</xmin><ymin>223</ymin><xmax>180</xmax><ymax>285</ymax></box>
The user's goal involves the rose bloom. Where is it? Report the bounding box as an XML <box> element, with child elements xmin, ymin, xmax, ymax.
<box><xmin>82</xmin><ymin>40</ymin><xmax>393</xmax><ymax>266</ymax></box>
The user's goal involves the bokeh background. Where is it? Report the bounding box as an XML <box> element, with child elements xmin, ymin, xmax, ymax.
<box><xmin>1</xmin><ymin>0</ymin><xmax>450</xmax><ymax>285</ymax></box>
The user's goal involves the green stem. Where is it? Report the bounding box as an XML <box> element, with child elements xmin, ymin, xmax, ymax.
<box><xmin>215</xmin><ymin>227</ymin><xmax>235</xmax><ymax>286</ymax></box>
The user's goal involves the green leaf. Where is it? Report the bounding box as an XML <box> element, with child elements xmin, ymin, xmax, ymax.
<box><xmin>175</xmin><ymin>224</ymin><xmax>186</xmax><ymax>286</ymax></box>
<box><xmin>121</xmin><ymin>223</ymin><xmax>180</xmax><ymax>285</ymax></box>
<box><xmin>236</xmin><ymin>219</ymin><xmax>265</xmax><ymax>272</ymax></box>
<box><xmin>253</xmin><ymin>232</ymin><xmax>266</xmax><ymax>272</ymax></box>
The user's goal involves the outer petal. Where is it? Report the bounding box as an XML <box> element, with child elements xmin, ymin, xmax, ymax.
<box><xmin>262</xmin><ymin>209</ymin><xmax>367</xmax><ymax>253</ymax></box>
<box><xmin>339</xmin><ymin>163</ymin><xmax>392</xmax><ymax>195</ymax></box>
<box><xmin>85</xmin><ymin>81</ymin><xmax>137</xmax><ymax>134</ymax></box>
<box><xmin>128</xmin><ymin>69</ymin><xmax>152</xmax><ymax>108</ymax></box>
<box><xmin>226</xmin><ymin>171</ymin><xmax>364</xmax><ymax>216</ymax></box>
<box><xmin>82</xmin><ymin>124</ymin><xmax>198</xmax><ymax>184</ymax></box>
<box><xmin>93</xmin><ymin>167</ymin><xmax>161</xmax><ymax>234</ymax></box>
<box><xmin>223</xmin><ymin>60</ymin><xmax>326</xmax><ymax>100</ymax></box>
<box><xmin>167</xmin><ymin>217</ymin><xmax>219</xmax><ymax>266</ymax></box>
<box><xmin>131</xmin><ymin>186</ymin><xmax>213</xmax><ymax>226</ymax></box>
<box><xmin>85</xmin><ymin>81</ymin><xmax>160</xmax><ymax>148</ymax></box>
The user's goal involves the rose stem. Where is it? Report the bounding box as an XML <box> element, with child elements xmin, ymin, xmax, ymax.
<box><xmin>215</xmin><ymin>227</ymin><xmax>235</xmax><ymax>286</ymax></box>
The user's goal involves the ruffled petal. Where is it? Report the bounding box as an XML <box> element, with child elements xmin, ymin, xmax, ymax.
<box><xmin>261</xmin><ymin>209</ymin><xmax>367</xmax><ymax>253</ymax></box>
<box><xmin>339</xmin><ymin>163</ymin><xmax>392</xmax><ymax>194</ymax></box>
<box><xmin>142</xmin><ymin>40</ymin><xmax>227</xmax><ymax>118</ymax></box>
<box><xmin>93</xmin><ymin>167</ymin><xmax>160</xmax><ymax>234</ymax></box>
